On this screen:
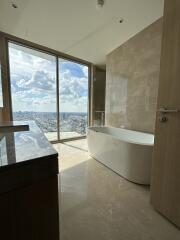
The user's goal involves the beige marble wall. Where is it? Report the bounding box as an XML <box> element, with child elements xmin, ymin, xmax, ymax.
<box><xmin>93</xmin><ymin>67</ymin><xmax>106</xmax><ymax>125</ymax></box>
<box><xmin>105</xmin><ymin>18</ymin><xmax>162</xmax><ymax>133</ymax></box>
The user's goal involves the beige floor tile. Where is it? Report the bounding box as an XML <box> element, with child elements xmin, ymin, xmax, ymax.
<box><xmin>54</xmin><ymin>139</ymin><xmax>180</xmax><ymax>240</ymax></box>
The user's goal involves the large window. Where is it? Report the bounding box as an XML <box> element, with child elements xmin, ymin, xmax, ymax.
<box><xmin>8</xmin><ymin>42</ymin><xmax>57</xmax><ymax>140</ymax></box>
<box><xmin>8</xmin><ymin>42</ymin><xmax>89</xmax><ymax>141</ymax></box>
<box><xmin>59</xmin><ymin>59</ymin><xmax>88</xmax><ymax>140</ymax></box>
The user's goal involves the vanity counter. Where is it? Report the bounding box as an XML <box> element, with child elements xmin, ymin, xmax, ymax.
<box><xmin>0</xmin><ymin>120</ymin><xmax>58</xmax><ymax>170</ymax></box>
<box><xmin>0</xmin><ymin>121</ymin><xmax>59</xmax><ymax>240</ymax></box>
<box><xmin>0</xmin><ymin>121</ymin><xmax>59</xmax><ymax>194</ymax></box>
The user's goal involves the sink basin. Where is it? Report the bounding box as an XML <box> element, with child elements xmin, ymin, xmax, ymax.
<box><xmin>0</xmin><ymin>122</ymin><xmax>29</xmax><ymax>133</ymax></box>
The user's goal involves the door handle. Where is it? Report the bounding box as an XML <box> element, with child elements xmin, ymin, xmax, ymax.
<box><xmin>158</xmin><ymin>107</ymin><xmax>179</xmax><ymax>113</ymax></box>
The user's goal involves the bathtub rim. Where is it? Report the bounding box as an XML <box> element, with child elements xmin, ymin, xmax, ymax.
<box><xmin>87</xmin><ymin>126</ymin><xmax>154</xmax><ymax>147</ymax></box>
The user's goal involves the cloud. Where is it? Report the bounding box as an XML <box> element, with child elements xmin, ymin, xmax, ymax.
<box><xmin>82</xmin><ymin>66</ymin><xmax>88</xmax><ymax>78</ymax></box>
<box><xmin>33</xmin><ymin>95</ymin><xmax>56</xmax><ymax>105</ymax></box>
<box><xmin>9</xmin><ymin>45</ymin><xmax>88</xmax><ymax>112</ymax></box>
<box><xmin>60</xmin><ymin>69</ymin><xmax>88</xmax><ymax>104</ymax></box>
<box><xmin>16</xmin><ymin>71</ymin><xmax>56</xmax><ymax>92</ymax></box>
<box><xmin>60</xmin><ymin>61</ymin><xmax>88</xmax><ymax>78</ymax></box>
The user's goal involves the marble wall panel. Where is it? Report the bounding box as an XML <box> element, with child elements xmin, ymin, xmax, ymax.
<box><xmin>105</xmin><ymin>18</ymin><xmax>163</xmax><ymax>133</ymax></box>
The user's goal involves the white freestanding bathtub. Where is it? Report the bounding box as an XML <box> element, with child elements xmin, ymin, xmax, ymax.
<box><xmin>87</xmin><ymin>126</ymin><xmax>154</xmax><ymax>185</ymax></box>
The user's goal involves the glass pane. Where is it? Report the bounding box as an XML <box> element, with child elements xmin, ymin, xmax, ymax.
<box><xmin>59</xmin><ymin>59</ymin><xmax>88</xmax><ymax>140</ymax></box>
<box><xmin>0</xmin><ymin>63</ymin><xmax>3</xmax><ymax>107</ymax></box>
<box><xmin>8</xmin><ymin>42</ymin><xmax>57</xmax><ymax>141</ymax></box>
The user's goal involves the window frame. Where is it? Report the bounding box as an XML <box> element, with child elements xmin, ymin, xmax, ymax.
<box><xmin>0</xmin><ymin>31</ymin><xmax>93</xmax><ymax>143</ymax></box>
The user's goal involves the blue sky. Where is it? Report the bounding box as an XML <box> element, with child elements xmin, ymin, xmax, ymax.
<box><xmin>9</xmin><ymin>43</ymin><xmax>88</xmax><ymax>113</ymax></box>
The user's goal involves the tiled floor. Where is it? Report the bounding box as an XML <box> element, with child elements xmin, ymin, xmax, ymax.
<box><xmin>45</xmin><ymin>132</ymin><xmax>82</xmax><ymax>141</ymax></box>
<box><xmin>54</xmin><ymin>139</ymin><xmax>180</xmax><ymax>240</ymax></box>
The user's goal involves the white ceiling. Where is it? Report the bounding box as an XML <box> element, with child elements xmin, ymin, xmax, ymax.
<box><xmin>0</xmin><ymin>0</ymin><xmax>164</xmax><ymax>66</ymax></box>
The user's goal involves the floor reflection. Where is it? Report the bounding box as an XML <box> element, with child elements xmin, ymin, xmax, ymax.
<box><xmin>54</xmin><ymin>139</ymin><xmax>180</xmax><ymax>240</ymax></box>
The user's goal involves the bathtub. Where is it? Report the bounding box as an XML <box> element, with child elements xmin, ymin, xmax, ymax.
<box><xmin>87</xmin><ymin>126</ymin><xmax>154</xmax><ymax>185</ymax></box>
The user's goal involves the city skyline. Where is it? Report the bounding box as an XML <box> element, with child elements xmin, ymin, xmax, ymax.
<box><xmin>13</xmin><ymin>111</ymin><xmax>87</xmax><ymax>138</ymax></box>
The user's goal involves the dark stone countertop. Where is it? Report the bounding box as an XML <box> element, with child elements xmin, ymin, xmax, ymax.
<box><xmin>0</xmin><ymin>121</ymin><xmax>59</xmax><ymax>194</ymax></box>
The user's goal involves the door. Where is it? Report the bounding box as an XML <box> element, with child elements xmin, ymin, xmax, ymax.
<box><xmin>151</xmin><ymin>0</ymin><xmax>180</xmax><ymax>227</ymax></box>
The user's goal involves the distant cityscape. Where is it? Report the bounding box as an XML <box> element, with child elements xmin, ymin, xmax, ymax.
<box><xmin>13</xmin><ymin>111</ymin><xmax>87</xmax><ymax>136</ymax></box>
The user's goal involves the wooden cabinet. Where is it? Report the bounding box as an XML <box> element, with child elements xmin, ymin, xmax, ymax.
<box><xmin>0</xmin><ymin>122</ymin><xmax>60</xmax><ymax>239</ymax></box>
<box><xmin>0</xmin><ymin>176</ymin><xmax>59</xmax><ymax>240</ymax></box>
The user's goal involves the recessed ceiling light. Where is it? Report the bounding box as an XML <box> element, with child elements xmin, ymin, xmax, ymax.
<box><xmin>11</xmin><ymin>1</ymin><xmax>18</xmax><ymax>8</ymax></box>
<box><xmin>96</xmin><ymin>0</ymin><xmax>105</xmax><ymax>9</ymax></box>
